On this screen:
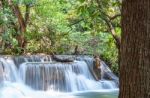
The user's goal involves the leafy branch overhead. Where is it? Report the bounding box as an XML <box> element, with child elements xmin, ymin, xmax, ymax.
<box><xmin>76</xmin><ymin>0</ymin><xmax>121</xmax><ymax>49</ymax></box>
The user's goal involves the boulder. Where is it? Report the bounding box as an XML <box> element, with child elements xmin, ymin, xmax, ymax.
<box><xmin>51</xmin><ymin>55</ymin><xmax>74</xmax><ymax>62</ymax></box>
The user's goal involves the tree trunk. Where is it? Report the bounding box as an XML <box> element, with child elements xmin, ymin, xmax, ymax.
<box><xmin>11</xmin><ymin>5</ymin><xmax>26</xmax><ymax>48</ymax></box>
<box><xmin>8</xmin><ymin>0</ymin><xmax>30</xmax><ymax>52</ymax></box>
<box><xmin>119</xmin><ymin>1</ymin><xmax>150</xmax><ymax>98</ymax></box>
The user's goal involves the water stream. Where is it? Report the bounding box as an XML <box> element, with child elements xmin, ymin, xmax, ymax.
<box><xmin>0</xmin><ymin>55</ymin><xmax>119</xmax><ymax>98</ymax></box>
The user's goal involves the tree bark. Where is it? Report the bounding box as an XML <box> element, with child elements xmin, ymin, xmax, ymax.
<box><xmin>8</xmin><ymin>0</ymin><xmax>30</xmax><ymax>51</ymax></box>
<box><xmin>119</xmin><ymin>1</ymin><xmax>150</xmax><ymax>98</ymax></box>
<box><xmin>24</xmin><ymin>4</ymin><xmax>30</xmax><ymax>26</ymax></box>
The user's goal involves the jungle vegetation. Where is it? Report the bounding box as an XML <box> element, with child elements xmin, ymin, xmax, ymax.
<box><xmin>0</xmin><ymin>0</ymin><xmax>121</xmax><ymax>74</ymax></box>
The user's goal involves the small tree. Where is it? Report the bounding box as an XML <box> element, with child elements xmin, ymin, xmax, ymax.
<box><xmin>7</xmin><ymin>0</ymin><xmax>32</xmax><ymax>52</ymax></box>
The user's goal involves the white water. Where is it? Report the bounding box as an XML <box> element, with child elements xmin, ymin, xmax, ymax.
<box><xmin>0</xmin><ymin>56</ymin><xmax>119</xmax><ymax>98</ymax></box>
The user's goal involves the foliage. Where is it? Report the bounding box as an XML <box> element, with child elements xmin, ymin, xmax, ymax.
<box><xmin>0</xmin><ymin>0</ymin><xmax>121</xmax><ymax>74</ymax></box>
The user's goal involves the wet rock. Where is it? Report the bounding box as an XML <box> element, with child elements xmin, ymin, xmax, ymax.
<box><xmin>92</xmin><ymin>67</ymin><xmax>101</xmax><ymax>81</ymax></box>
<box><xmin>52</xmin><ymin>55</ymin><xmax>74</xmax><ymax>62</ymax></box>
<box><xmin>91</xmin><ymin>56</ymin><xmax>101</xmax><ymax>81</ymax></box>
<box><xmin>0</xmin><ymin>62</ymin><xmax>4</xmax><ymax>83</ymax></box>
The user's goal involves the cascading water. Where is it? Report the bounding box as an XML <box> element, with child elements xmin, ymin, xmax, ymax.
<box><xmin>0</xmin><ymin>55</ymin><xmax>119</xmax><ymax>98</ymax></box>
<box><xmin>0</xmin><ymin>57</ymin><xmax>19</xmax><ymax>82</ymax></box>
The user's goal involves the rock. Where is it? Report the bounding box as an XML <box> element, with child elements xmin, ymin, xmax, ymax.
<box><xmin>92</xmin><ymin>65</ymin><xmax>101</xmax><ymax>81</ymax></box>
<box><xmin>92</xmin><ymin>56</ymin><xmax>101</xmax><ymax>80</ymax></box>
<box><xmin>0</xmin><ymin>62</ymin><xmax>4</xmax><ymax>83</ymax></box>
<box><xmin>52</xmin><ymin>55</ymin><xmax>74</xmax><ymax>62</ymax></box>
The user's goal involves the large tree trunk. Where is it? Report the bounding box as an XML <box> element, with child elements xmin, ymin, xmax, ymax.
<box><xmin>119</xmin><ymin>1</ymin><xmax>150</xmax><ymax>98</ymax></box>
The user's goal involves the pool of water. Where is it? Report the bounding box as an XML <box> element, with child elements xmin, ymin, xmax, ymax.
<box><xmin>0</xmin><ymin>82</ymin><xmax>118</xmax><ymax>98</ymax></box>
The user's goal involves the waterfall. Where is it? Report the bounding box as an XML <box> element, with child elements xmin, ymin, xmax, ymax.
<box><xmin>19</xmin><ymin>61</ymin><xmax>117</xmax><ymax>92</ymax></box>
<box><xmin>0</xmin><ymin>55</ymin><xmax>119</xmax><ymax>98</ymax></box>
<box><xmin>0</xmin><ymin>57</ymin><xmax>19</xmax><ymax>82</ymax></box>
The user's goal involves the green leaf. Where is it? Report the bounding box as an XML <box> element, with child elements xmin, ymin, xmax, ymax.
<box><xmin>79</xmin><ymin>0</ymin><xmax>85</xmax><ymax>3</ymax></box>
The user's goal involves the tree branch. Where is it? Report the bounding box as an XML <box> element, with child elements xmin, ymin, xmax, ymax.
<box><xmin>104</xmin><ymin>18</ymin><xmax>121</xmax><ymax>49</ymax></box>
<box><xmin>95</xmin><ymin>0</ymin><xmax>121</xmax><ymax>49</ymax></box>
<box><xmin>69</xmin><ymin>19</ymin><xmax>84</xmax><ymax>26</ymax></box>
<box><xmin>24</xmin><ymin>4</ymin><xmax>30</xmax><ymax>27</ymax></box>
<box><xmin>0</xmin><ymin>0</ymin><xmax>2</xmax><ymax>10</ymax></box>
<box><xmin>8</xmin><ymin>0</ymin><xmax>27</xmax><ymax>50</ymax></box>
<box><xmin>8</xmin><ymin>0</ymin><xmax>26</xmax><ymax>32</ymax></box>
<box><xmin>110</xmin><ymin>14</ymin><xmax>121</xmax><ymax>20</ymax></box>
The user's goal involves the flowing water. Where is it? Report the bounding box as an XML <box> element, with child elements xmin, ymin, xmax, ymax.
<box><xmin>0</xmin><ymin>55</ymin><xmax>119</xmax><ymax>98</ymax></box>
